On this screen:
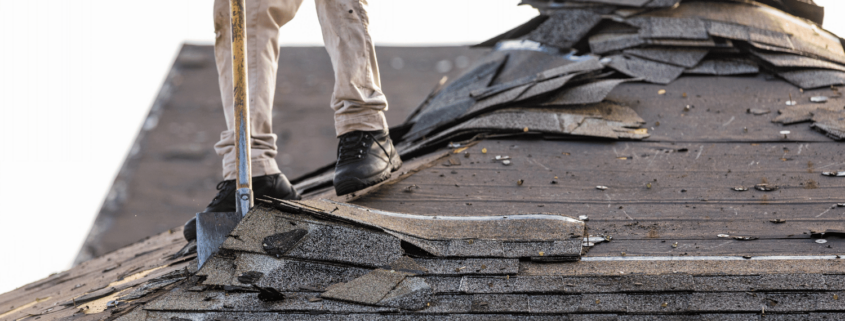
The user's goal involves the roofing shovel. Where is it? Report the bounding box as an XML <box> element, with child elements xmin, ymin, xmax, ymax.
<box><xmin>196</xmin><ymin>0</ymin><xmax>253</xmax><ymax>269</ymax></box>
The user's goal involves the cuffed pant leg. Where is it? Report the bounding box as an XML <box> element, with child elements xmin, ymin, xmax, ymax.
<box><xmin>213</xmin><ymin>0</ymin><xmax>304</xmax><ymax>180</ymax></box>
<box><xmin>315</xmin><ymin>0</ymin><xmax>389</xmax><ymax>136</ymax></box>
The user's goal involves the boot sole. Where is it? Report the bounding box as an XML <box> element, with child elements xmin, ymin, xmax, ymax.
<box><xmin>335</xmin><ymin>155</ymin><xmax>403</xmax><ymax>196</ymax></box>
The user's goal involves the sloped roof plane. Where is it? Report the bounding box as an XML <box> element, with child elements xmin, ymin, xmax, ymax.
<box><xmin>4</xmin><ymin>0</ymin><xmax>845</xmax><ymax>319</ymax></box>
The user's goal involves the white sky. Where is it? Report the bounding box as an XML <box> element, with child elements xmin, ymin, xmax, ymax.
<box><xmin>0</xmin><ymin>0</ymin><xmax>843</xmax><ymax>295</ymax></box>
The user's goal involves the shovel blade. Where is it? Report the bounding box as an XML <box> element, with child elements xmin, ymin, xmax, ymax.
<box><xmin>196</xmin><ymin>211</ymin><xmax>241</xmax><ymax>269</ymax></box>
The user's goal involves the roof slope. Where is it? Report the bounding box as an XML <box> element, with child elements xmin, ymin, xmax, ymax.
<box><xmin>6</xmin><ymin>0</ymin><xmax>845</xmax><ymax>320</ymax></box>
<box><xmin>74</xmin><ymin>46</ymin><xmax>483</xmax><ymax>264</ymax></box>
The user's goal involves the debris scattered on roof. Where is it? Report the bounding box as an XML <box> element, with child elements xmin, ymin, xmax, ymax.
<box><xmin>810</xmin><ymin>108</ymin><xmax>845</xmax><ymax>140</ymax></box>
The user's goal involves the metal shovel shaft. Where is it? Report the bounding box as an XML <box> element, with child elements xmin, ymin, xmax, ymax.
<box><xmin>196</xmin><ymin>0</ymin><xmax>253</xmax><ymax>268</ymax></box>
<box><xmin>197</xmin><ymin>0</ymin><xmax>253</xmax><ymax>269</ymax></box>
<box><xmin>231</xmin><ymin>0</ymin><xmax>253</xmax><ymax>216</ymax></box>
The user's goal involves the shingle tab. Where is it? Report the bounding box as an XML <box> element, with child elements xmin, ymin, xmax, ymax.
<box><xmin>543</xmin><ymin>79</ymin><xmax>636</xmax><ymax>105</ymax></box>
<box><xmin>415</xmin><ymin>258</ymin><xmax>519</xmax><ymax>276</ymax></box>
<box><xmin>628</xmin><ymin>17</ymin><xmax>709</xmax><ymax>40</ymax></box>
<box><xmin>779</xmin><ymin>69</ymin><xmax>845</xmax><ymax>89</ymax></box>
<box><xmin>685</xmin><ymin>58</ymin><xmax>759</xmax><ymax>76</ymax></box>
<box><xmin>321</xmin><ymin>269</ymin><xmax>411</xmax><ymax>305</ymax></box>
<box><xmin>527</xmin><ymin>10</ymin><xmax>603</xmax><ymax>49</ymax></box>
<box><xmin>624</xmin><ymin>48</ymin><xmax>709</xmax><ymax>68</ymax></box>
<box><xmin>606</xmin><ymin>54</ymin><xmax>685</xmax><ymax>84</ymax></box>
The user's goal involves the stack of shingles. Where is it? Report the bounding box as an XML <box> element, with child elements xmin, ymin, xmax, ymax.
<box><xmin>399</xmin><ymin>0</ymin><xmax>845</xmax><ymax>146</ymax></box>
<box><xmin>523</xmin><ymin>0</ymin><xmax>845</xmax><ymax>89</ymax></box>
<box><xmin>177</xmin><ymin>200</ymin><xmax>584</xmax><ymax>312</ymax></box>
<box><xmin>400</xmin><ymin>47</ymin><xmax>649</xmax><ymax>150</ymax></box>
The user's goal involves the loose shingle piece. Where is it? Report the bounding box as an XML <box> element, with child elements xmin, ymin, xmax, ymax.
<box><xmin>527</xmin><ymin>9</ymin><xmax>603</xmax><ymax>49</ymax></box>
<box><xmin>685</xmin><ymin>58</ymin><xmax>759</xmax><ymax>76</ymax></box>
<box><xmin>779</xmin><ymin>69</ymin><xmax>845</xmax><ymax>89</ymax></box>
<box><xmin>751</xmin><ymin>50</ymin><xmax>845</xmax><ymax>72</ymax></box>
<box><xmin>624</xmin><ymin>47</ymin><xmax>709</xmax><ymax>68</ymax></box>
<box><xmin>810</xmin><ymin>109</ymin><xmax>845</xmax><ymax>140</ymax></box>
<box><xmin>543</xmin><ymin>79</ymin><xmax>637</xmax><ymax>105</ymax></box>
<box><xmin>590</xmin><ymin>33</ymin><xmax>646</xmax><ymax>54</ymax></box>
<box><xmin>571</xmin><ymin>0</ymin><xmax>651</xmax><ymax>6</ymax></box>
<box><xmin>773</xmin><ymin>105</ymin><xmax>841</xmax><ymax>125</ymax></box>
<box><xmin>606</xmin><ymin>54</ymin><xmax>685</xmax><ymax>84</ymax></box>
<box><xmin>628</xmin><ymin>17</ymin><xmax>709</xmax><ymax>40</ymax></box>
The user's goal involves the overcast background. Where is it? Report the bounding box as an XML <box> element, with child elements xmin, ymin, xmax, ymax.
<box><xmin>0</xmin><ymin>0</ymin><xmax>842</xmax><ymax>294</ymax></box>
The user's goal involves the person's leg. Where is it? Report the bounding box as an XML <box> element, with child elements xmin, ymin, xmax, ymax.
<box><xmin>315</xmin><ymin>0</ymin><xmax>388</xmax><ymax>136</ymax></box>
<box><xmin>213</xmin><ymin>0</ymin><xmax>304</xmax><ymax>180</ymax></box>
<box><xmin>315</xmin><ymin>0</ymin><xmax>401</xmax><ymax>196</ymax></box>
<box><xmin>186</xmin><ymin>0</ymin><xmax>305</xmax><ymax>241</ymax></box>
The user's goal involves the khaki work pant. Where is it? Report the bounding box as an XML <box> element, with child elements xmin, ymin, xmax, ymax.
<box><xmin>213</xmin><ymin>0</ymin><xmax>389</xmax><ymax>180</ymax></box>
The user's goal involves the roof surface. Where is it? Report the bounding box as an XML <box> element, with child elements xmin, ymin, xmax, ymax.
<box><xmin>5</xmin><ymin>0</ymin><xmax>845</xmax><ymax>319</ymax></box>
<box><xmin>74</xmin><ymin>46</ymin><xmax>483</xmax><ymax>264</ymax></box>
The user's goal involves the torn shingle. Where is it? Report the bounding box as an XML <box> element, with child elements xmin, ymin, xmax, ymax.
<box><xmin>321</xmin><ymin>269</ymin><xmax>411</xmax><ymax>305</ymax></box>
<box><xmin>706</xmin><ymin>21</ymin><xmax>750</xmax><ymax>41</ymax></box>
<box><xmin>232</xmin><ymin>253</ymin><xmax>371</xmax><ymax>291</ymax></box>
<box><xmin>749</xmin><ymin>28</ymin><xmax>793</xmax><ymax>49</ymax></box>
<box><xmin>539</xmin><ymin>56</ymin><xmax>605</xmax><ymax>79</ymax></box>
<box><xmin>415</xmin><ymin>258</ymin><xmax>519</xmax><ymax>275</ymax></box>
<box><xmin>527</xmin><ymin>9</ymin><xmax>603</xmax><ymax>49</ymax></box>
<box><xmin>283</xmin><ymin>221</ymin><xmax>403</xmax><ymax>267</ymax></box>
<box><xmin>404</xmin><ymin>56</ymin><xmax>506</xmax><ymax>141</ymax></box>
<box><xmin>59</xmin><ymin>287</ymin><xmax>117</xmax><ymax>306</ymax></box>
<box><xmin>377</xmin><ymin>277</ymin><xmax>433</xmax><ymax>310</ymax></box>
<box><xmin>387</xmin><ymin>256</ymin><xmax>429</xmax><ymax>274</ymax></box>
<box><xmin>516</xmin><ymin>73</ymin><xmax>582</xmax><ymax>102</ymax></box>
<box><xmin>468</xmin><ymin>83</ymin><xmax>534</xmax><ymax>114</ymax></box>
<box><xmin>810</xmin><ymin>109</ymin><xmax>845</xmax><ymax>140</ymax></box>
<box><xmin>261</xmin><ymin>229</ymin><xmax>307</xmax><ymax>257</ymax></box>
<box><xmin>413</xmin><ymin>103</ymin><xmax>648</xmax><ymax>150</ymax></box>
<box><xmin>627</xmin><ymin>17</ymin><xmax>709</xmax><ymax>40</ymax></box>
<box><xmin>490</xmin><ymin>50</ymin><xmax>575</xmax><ymax>86</ymax></box>
<box><xmin>471</xmin><ymin>75</ymin><xmax>536</xmax><ymax>100</ymax></box>
<box><xmin>751</xmin><ymin>50</ymin><xmax>845</xmax><ymax>72</ymax></box>
<box><xmin>298</xmin><ymin>200</ymin><xmax>584</xmax><ymax>242</ymax></box>
<box><xmin>543</xmin><ymin>79</ymin><xmax>636</xmax><ymax>105</ymax></box>
<box><xmin>778</xmin><ymin>69</ymin><xmax>845</xmax><ymax>89</ymax></box>
<box><xmin>623</xmin><ymin>47</ymin><xmax>709</xmax><ymax>68</ymax></box>
<box><xmin>572</xmin><ymin>0</ymin><xmax>650</xmax><ymax>6</ymax></box>
<box><xmin>646</xmin><ymin>37</ymin><xmax>718</xmax><ymax>47</ymax></box>
<box><xmin>589</xmin><ymin>33</ymin><xmax>645</xmax><ymax>54</ymax></box>
<box><xmin>386</xmin><ymin>230</ymin><xmax>584</xmax><ymax>259</ymax></box>
<box><xmin>145</xmin><ymin>289</ymin><xmax>396</xmax><ymax>313</ymax></box>
<box><xmin>645</xmin><ymin>0</ymin><xmax>682</xmax><ymax>7</ymax></box>
<box><xmin>220</xmin><ymin>207</ymin><xmax>405</xmax><ymax>267</ymax></box>
<box><xmin>606</xmin><ymin>54</ymin><xmax>685</xmax><ymax>84</ymax></box>
<box><xmin>685</xmin><ymin>58</ymin><xmax>759</xmax><ymax>76</ymax></box>
<box><xmin>773</xmin><ymin>105</ymin><xmax>841</xmax><ymax>124</ymax></box>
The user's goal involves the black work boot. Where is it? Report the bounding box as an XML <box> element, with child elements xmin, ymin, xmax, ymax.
<box><xmin>183</xmin><ymin>173</ymin><xmax>300</xmax><ymax>241</ymax></box>
<box><xmin>334</xmin><ymin>129</ymin><xmax>402</xmax><ymax>196</ymax></box>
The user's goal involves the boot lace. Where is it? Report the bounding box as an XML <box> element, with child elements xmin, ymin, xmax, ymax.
<box><xmin>337</xmin><ymin>132</ymin><xmax>371</xmax><ymax>165</ymax></box>
<box><xmin>208</xmin><ymin>180</ymin><xmax>235</xmax><ymax>206</ymax></box>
